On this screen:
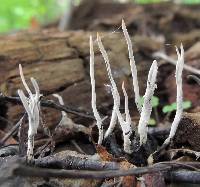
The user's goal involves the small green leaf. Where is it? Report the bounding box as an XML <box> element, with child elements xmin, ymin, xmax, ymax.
<box><xmin>139</xmin><ymin>96</ymin><xmax>159</xmax><ymax>108</ymax></box>
<box><xmin>162</xmin><ymin>100</ymin><xmax>192</xmax><ymax>113</ymax></box>
<box><xmin>162</xmin><ymin>105</ymin><xmax>173</xmax><ymax>113</ymax></box>
<box><xmin>183</xmin><ymin>101</ymin><xmax>192</xmax><ymax>109</ymax></box>
<box><xmin>139</xmin><ymin>96</ymin><xmax>144</xmax><ymax>106</ymax></box>
<box><xmin>151</xmin><ymin>96</ymin><xmax>159</xmax><ymax>108</ymax></box>
<box><xmin>148</xmin><ymin>118</ymin><xmax>156</xmax><ymax>126</ymax></box>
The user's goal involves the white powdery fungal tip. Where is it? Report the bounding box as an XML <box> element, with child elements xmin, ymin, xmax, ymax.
<box><xmin>19</xmin><ymin>64</ymin><xmax>32</xmax><ymax>97</ymax></box>
<box><xmin>18</xmin><ymin>64</ymin><xmax>41</xmax><ymax>161</ymax></box>
<box><xmin>89</xmin><ymin>35</ymin><xmax>104</xmax><ymax>145</ymax></box>
<box><xmin>164</xmin><ymin>45</ymin><xmax>184</xmax><ymax>145</ymax></box>
<box><xmin>122</xmin><ymin>19</ymin><xmax>141</xmax><ymax>113</ymax></box>
<box><xmin>138</xmin><ymin>60</ymin><xmax>158</xmax><ymax>146</ymax></box>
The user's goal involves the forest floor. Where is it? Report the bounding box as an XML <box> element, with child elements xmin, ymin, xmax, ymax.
<box><xmin>0</xmin><ymin>1</ymin><xmax>200</xmax><ymax>187</ymax></box>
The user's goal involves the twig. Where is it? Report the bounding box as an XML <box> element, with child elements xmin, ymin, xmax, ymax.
<box><xmin>0</xmin><ymin>115</ymin><xmax>25</xmax><ymax>146</ymax></box>
<box><xmin>34</xmin><ymin>155</ymin><xmax>119</xmax><ymax>171</ymax></box>
<box><xmin>153</xmin><ymin>51</ymin><xmax>200</xmax><ymax>75</ymax></box>
<box><xmin>58</xmin><ymin>0</ymin><xmax>74</xmax><ymax>31</ymax></box>
<box><xmin>188</xmin><ymin>75</ymin><xmax>200</xmax><ymax>85</ymax></box>
<box><xmin>70</xmin><ymin>140</ymin><xmax>86</xmax><ymax>155</ymax></box>
<box><xmin>165</xmin><ymin>171</ymin><xmax>200</xmax><ymax>184</ymax></box>
<box><xmin>0</xmin><ymin>94</ymin><xmax>95</xmax><ymax>120</ymax></box>
<box><xmin>166</xmin><ymin>148</ymin><xmax>200</xmax><ymax>161</ymax></box>
<box><xmin>12</xmin><ymin>163</ymin><xmax>171</xmax><ymax>179</ymax></box>
<box><xmin>0</xmin><ymin>116</ymin><xmax>13</xmax><ymax>127</ymax></box>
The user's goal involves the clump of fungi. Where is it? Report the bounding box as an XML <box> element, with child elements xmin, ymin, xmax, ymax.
<box><xmin>89</xmin><ymin>20</ymin><xmax>184</xmax><ymax>162</ymax></box>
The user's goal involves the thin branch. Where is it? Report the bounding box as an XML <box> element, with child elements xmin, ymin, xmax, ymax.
<box><xmin>166</xmin><ymin>148</ymin><xmax>200</xmax><ymax>160</ymax></box>
<box><xmin>12</xmin><ymin>163</ymin><xmax>171</xmax><ymax>179</ymax></box>
<box><xmin>0</xmin><ymin>94</ymin><xmax>95</xmax><ymax>120</ymax></box>
<box><xmin>34</xmin><ymin>155</ymin><xmax>119</xmax><ymax>171</ymax></box>
<box><xmin>0</xmin><ymin>115</ymin><xmax>25</xmax><ymax>145</ymax></box>
<box><xmin>153</xmin><ymin>51</ymin><xmax>200</xmax><ymax>75</ymax></box>
<box><xmin>165</xmin><ymin>171</ymin><xmax>200</xmax><ymax>184</ymax></box>
<box><xmin>188</xmin><ymin>75</ymin><xmax>200</xmax><ymax>85</ymax></box>
<box><xmin>58</xmin><ymin>0</ymin><xmax>74</xmax><ymax>31</ymax></box>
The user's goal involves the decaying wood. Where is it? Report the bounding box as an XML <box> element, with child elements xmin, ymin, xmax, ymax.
<box><xmin>173</xmin><ymin>112</ymin><xmax>200</xmax><ymax>151</ymax></box>
<box><xmin>0</xmin><ymin>29</ymin><xmax>161</xmax><ymax>131</ymax></box>
<box><xmin>1</xmin><ymin>157</ymin><xmax>200</xmax><ymax>185</ymax></box>
<box><xmin>0</xmin><ymin>2</ymin><xmax>200</xmax><ymax>186</ymax></box>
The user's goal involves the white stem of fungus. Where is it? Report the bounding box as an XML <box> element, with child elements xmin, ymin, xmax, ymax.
<box><xmin>18</xmin><ymin>64</ymin><xmax>41</xmax><ymax>161</ymax></box>
<box><xmin>53</xmin><ymin>93</ymin><xmax>91</xmax><ymax>137</ymax></box>
<box><xmin>97</xmin><ymin>34</ymin><xmax>132</xmax><ymax>153</ymax></box>
<box><xmin>122</xmin><ymin>19</ymin><xmax>141</xmax><ymax>113</ymax></box>
<box><xmin>122</xmin><ymin>82</ymin><xmax>132</xmax><ymax>125</ymax></box>
<box><xmin>52</xmin><ymin>93</ymin><xmax>75</xmax><ymax>130</ymax></box>
<box><xmin>138</xmin><ymin>60</ymin><xmax>158</xmax><ymax>146</ymax></box>
<box><xmin>104</xmin><ymin>108</ymin><xmax>117</xmax><ymax>139</ymax></box>
<box><xmin>164</xmin><ymin>45</ymin><xmax>184</xmax><ymax>145</ymax></box>
<box><xmin>89</xmin><ymin>36</ymin><xmax>104</xmax><ymax>145</ymax></box>
<box><xmin>53</xmin><ymin>93</ymin><xmax>67</xmax><ymax>118</ymax></box>
<box><xmin>111</xmin><ymin>86</ymin><xmax>132</xmax><ymax>154</ymax></box>
<box><xmin>97</xmin><ymin>33</ymin><xmax>118</xmax><ymax>139</ymax></box>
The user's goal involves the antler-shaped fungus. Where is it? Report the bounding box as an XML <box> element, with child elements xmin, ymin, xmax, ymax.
<box><xmin>96</xmin><ymin>33</ymin><xmax>132</xmax><ymax>153</ymax></box>
<box><xmin>138</xmin><ymin>60</ymin><xmax>158</xmax><ymax>145</ymax></box>
<box><xmin>90</xmin><ymin>36</ymin><xmax>104</xmax><ymax>145</ymax></box>
<box><xmin>18</xmin><ymin>64</ymin><xmax>41</xmax><ymax>161</ymax></box>
<box><xmin>122</xmin><ymin>19</ymin><xmax>142</xmax><ymax>113</ymax></box>
<box><xmin>164</xmin><ymin>44</ymin><xmax>184</xmax><ymax>145</ymax></box>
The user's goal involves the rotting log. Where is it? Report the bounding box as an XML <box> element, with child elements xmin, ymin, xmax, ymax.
<box><xmin>0</xmin><ymin>29</ymin><xmax>163</xmax><ymax>129</ymax></box>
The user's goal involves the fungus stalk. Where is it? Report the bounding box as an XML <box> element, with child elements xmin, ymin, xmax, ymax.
<box><xmin>97</xmin><ymin>34</ymin><xmax>132</xmax><ymax>153</ymax></box>
<box><xmin>18</xmin><ymin>64</ymin><xmax>41</xmax><ymax>161</ymax></box>
<box><xmin>104</xmin><ymin>107</ymin><xmax>117</xmax><ymax>139</ymax></box>
<box><xmin>164</xmin><ymin>45</ymin><xmax>184</xmax><ymax>145</ymax></box>
<box><xmin>105</xmin><ymin>20</ymin><xmax>141</xmax><ymax>139</ymax></box>
<box><xmin>138</xmin><ymin>60</ymin><xmax>158</xmax><ymax>145</ymax></box>
<box><xmin>96</xmin><ymin>33</ymin><xmax>118</xmax><ymax>140</ymax></box>
<box><xmin>53</xmin><ymin>93</ymin><xmax>74</xmax><ymax>129</ymax></box>
<box><xmin>89</xmin><ymin>36</ymin><xmax>104</xmax><ymax>145</ymax></box>
<box><xmin>53</xmin><ymin>93</ymin><xmax>91</xmax><ymax>136</ymax></box>
<box><xmin>122</xmin><ymin>19</ymin><xmax>141</xmax><ymax>113</ymax></box>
